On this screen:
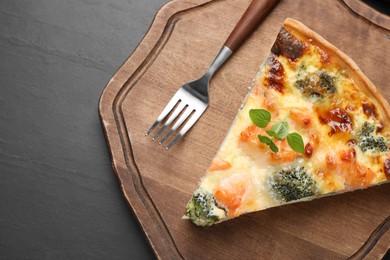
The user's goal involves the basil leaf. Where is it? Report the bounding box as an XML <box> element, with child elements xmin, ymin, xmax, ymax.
<box><xmin>249</xmin><ymin>109</ymin><xmax>271</xmax><ymax>128</ymax></box>
<box><xmin>269</xmin><ymin>141</ymin><xmax>279</xmax><ymax>153</ymax></box>
<box><xmin>270</xmin><ymin>121</ymin><xmax>288</xmax><ymax>140</ymax></box>
<box><xmin>258</xmin><ymin>135</ymin><xmax>272</xmax><ymax>145</ymax></box>
<box><xmin>259</xmin><ymin>135</ymin><xmax>279</xmax><ymax>153</ymax></box>
<box><xmin>286</xmin><ymin>132</ymin><xmax>305</xmax><ymax>153</ymax></box>
<box><xmin>266</xmin><ymin>130</ymin><xmax>277</xmax><ymax>138</ymax></box>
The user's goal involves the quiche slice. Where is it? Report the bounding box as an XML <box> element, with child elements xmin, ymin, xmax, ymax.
<box><xmin>185</xmin><ymin>18</ymin><xmax>390</xmax><ymax>226</ymax></box>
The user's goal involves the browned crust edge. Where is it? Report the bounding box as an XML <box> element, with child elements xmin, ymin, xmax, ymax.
<box><xmin>283</xmin><ymin>18</ymin><xmax>390</xmax><ymax>125</ymax></box>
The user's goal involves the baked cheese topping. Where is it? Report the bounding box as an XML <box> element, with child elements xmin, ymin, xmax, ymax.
<box><xmin>185</xmin><ymin>19</ymin><xmax>390</xmax><ymax>226</ymax></box>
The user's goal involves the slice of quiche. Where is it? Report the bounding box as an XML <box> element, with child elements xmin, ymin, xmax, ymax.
<box><xmin>185</xmin><ymin>18</ymin><xmax>390</xmax><ymax>226</ymax></box>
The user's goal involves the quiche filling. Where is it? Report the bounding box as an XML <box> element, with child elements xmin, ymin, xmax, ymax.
<box><xmin>185</xmin><ymin>19</ymin><xmax>390</xmax><ymax>226</ymax></box>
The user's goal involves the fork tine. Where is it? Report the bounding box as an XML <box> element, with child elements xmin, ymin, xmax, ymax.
<box><xmin>165</xmin><ymin>134</ymin><xmax>182</xmax><ymax>150</ymax></box>
<box><xmin>159</xmin><ymin>129</ymin><xmax>174</xmax><ymax>145</ymax></box>
<box><xmin>152</xmin><ymin>101</ymin><xmax>187</xmax><ymax>140</ymax></box>
<box><xmin>146</xmin><ymin>94</ymin><xmax>181</xmax><ymax>136</ymax></box>
<box><xmin>159</xmin><ymin>107</ymin><xmax>194</xmax><ymax>145</ymax></box>
<box><xmin>145</xmin><ymin>120</ymin><xmax>159</xmax><ymax>136</ymax></box>
<box><xmin>165</xmin><ymin>110</ymin><xmax>203</xmax><ymax>150</ymax></box>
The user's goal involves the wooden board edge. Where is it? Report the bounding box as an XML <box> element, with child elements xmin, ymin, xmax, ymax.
<box><xmin>343</xmin><ymin>0</ymin><xmax>390</xmax><ymax>30</ymax></box>
<box><xmin>98</xmin><ymin>0</ymin><xmax>214</xmax><ymax>259</ymax></box>
<box><xmin>348</xmin><ymin>215</ymin><xmax>390</xmax><ymax>259</ymax></box>
<box><xmin>98</xmin><ymin>0</ymin><xmax>390</xmax><ymax>258</ymax></box>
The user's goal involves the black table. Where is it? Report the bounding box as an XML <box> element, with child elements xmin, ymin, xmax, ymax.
<box><xmin>0</xmin><ymin>0</ymin><xmax>168</xmax><ymax>259</ymax></box>
<box><xmin>1</xmin><ymin>0</ymin><xmax>388</xmax><ymax>259</ymax></box>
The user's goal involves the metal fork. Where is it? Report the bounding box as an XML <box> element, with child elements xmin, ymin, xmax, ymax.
<box><xmin>146</xmin><ymin>0</ymin><xmax>279</xmax><ymax>149</ymax></box>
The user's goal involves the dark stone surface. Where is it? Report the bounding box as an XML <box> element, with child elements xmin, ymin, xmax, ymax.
<box><xmin>0</xmin><ymin>0</ymin><xmax>167</xmax><ymax>259</ymax></box>
<box><xmin>0</xmin><ymin>0</ymin><xmax>388</xmax><ymax>259</ymax></box>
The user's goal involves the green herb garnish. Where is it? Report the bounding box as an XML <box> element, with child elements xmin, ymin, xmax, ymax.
<box><xmin>249</xmin><ymin>109</ymin><xmax>304</xmax><ymax>154</ymax></box>
<box><xmin>249</xmin><ymin>109</ymin><xmax>271</xmax><ymax>128</ymax></box>
<box><xmin>268</xmin><ymin>121</ymin><xmax>289</xmax><ymax>140</ymax></box>
<box><xmin>286</xmin><ymin>132</ymin><xmax>305</xmax><ymax>153</ymax></box>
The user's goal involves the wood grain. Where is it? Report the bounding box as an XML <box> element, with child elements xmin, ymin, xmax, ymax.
<box><xmin>99</xmin><ymin>0</ymin><xmax>390</xmax><ymax>259</ymax></box>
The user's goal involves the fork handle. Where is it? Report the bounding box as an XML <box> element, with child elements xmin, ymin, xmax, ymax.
<box><xmin>224</xmin><ymin>0</ymin><xmax>280</xmax><ymax>52</ymax></box>
<box><xmin>205</xmin><ymin>0</ymin><xmax>279</xmax><ymax>78</ymax></box>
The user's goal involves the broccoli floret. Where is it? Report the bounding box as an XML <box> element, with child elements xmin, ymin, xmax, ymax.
<box><xmin>295</xmin><ymin>71</ymin><xmax>336</xmax><ymax>100</ymax></box>
<box><xmin>185</xmin><ymin>189</ymin><xmax>224</xmax><ymax>226</ymax></box>
<box><xmin>357</xmin><ymin>122</ymin><xmax>388</xmax><ymax>153</ymax></box>
<box><xmin>319</xmin><ymin>71</ymin><xmax>336</xmax><ymax>93</ymax></box>
<box><xmin>360</xmin><ymin>121</ymin><xmax>375</xmax><ymax>136</ymax></box>
<box><xmin>269</xmin><ymin>166</ymin><xmax>317</xmax><ymax>202</ymax></box>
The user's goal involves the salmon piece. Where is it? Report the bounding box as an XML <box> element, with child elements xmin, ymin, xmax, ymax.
<box><xmin>239</xmin><ymin>125</ymin><xmax>261</xmax><ymax>144</ymax></box>
<box><xmin>310</xmin><ymin>133</ymin><xmax>320</xmax><ymax>146</ymax></box>
<box><xmin>262</xmin><ymin>92</ymin><xmax>279</xmax><ymax>114</ymax></box>
<box><xmin>267</xmin><ymin>139</ymin><xmax>298</xmax><ymax>164</ymax></box>
<box><xmin>326</xmin><ymin>153</ymin><xmax>337</xmax><ymax>170</ymax></box>
<box><xmin>208</xmin><ymin>158</ymin><xmax>232</xmax><ymax>172</ymax></box>
<box><xmin>289</xmin><ymin>108</ymin><xmax>312</xmax><ymax>128</ymax></box>
<box><xmin>239</xmin><ymin>125</ymin><xmax>270</xmax><ymax>150</ymax></box>
<box><xmin>214</xmin><ymin>173</ymin><xmax>252</xmax><ymax>217</ymax></box>
<box><xmin>338</xmin><ymin>148</ymin><xmax>375</xmax><ymax>188</ymax></box>
<box><xmin>345</xmin><ymin>163</ymin><xmax>375</xmax><ymax>188</ymax></box>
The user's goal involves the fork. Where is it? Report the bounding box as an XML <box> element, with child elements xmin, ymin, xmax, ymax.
<box><xmin>146</xmin><ymin>0</ymin><xmax>279</xmax><ymax>149</ymax></box>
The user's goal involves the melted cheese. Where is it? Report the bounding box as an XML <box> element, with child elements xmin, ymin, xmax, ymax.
<box><xmin>195</xmin><ymin>25</ymin><xmax>390</xmax><ymax>221</ymax></box>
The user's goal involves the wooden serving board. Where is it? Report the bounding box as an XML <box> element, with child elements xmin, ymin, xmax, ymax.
<box><xmin>99</xmin><ymin>0</ymin><xmax>390</xmax><ymax>259</ymax></box>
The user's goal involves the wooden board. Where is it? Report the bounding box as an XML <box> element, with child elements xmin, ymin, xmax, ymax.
<box><xmin>99</xmin><ymin>0</ymin><xmax>390</xmax><ymax>259</ymax></box>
